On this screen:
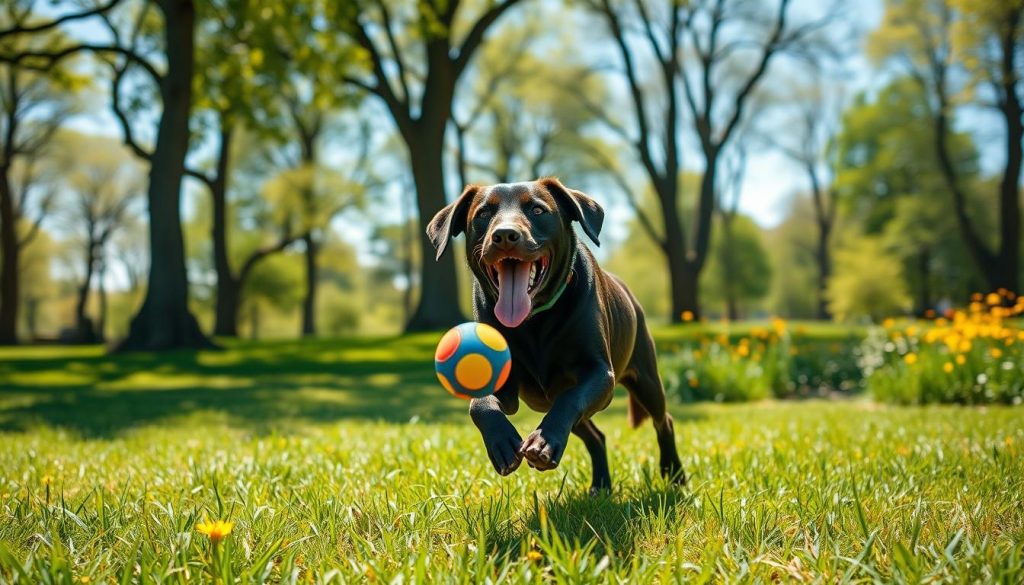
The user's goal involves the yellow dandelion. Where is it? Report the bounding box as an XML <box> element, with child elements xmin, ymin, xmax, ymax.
<box><xmin>882</xmin><ymin>318</ymin><xmax>895</xmax><ymax>329</ymax></box>
<box><xmin>364</xmin><ymin>564</ymin><xmax>377</xmax><ymax>582</ymax></box>
<box><xmin>195</xmin><ymin>519</ymin><xmax>234</xmax><ymax>543</ymax></box>
<box><xmin>681</xmin><ymin>311</ymin><xmax>694</xmax><ymax>322</ymax></box>
<box><xmin>986</xmin><ymin>293</ymin><xmax>1001</xmax><ymax>306</ymax></box>
<box><xmin>688</xmin><ymin>377</ymin><xmax>699</xmax><ymax>388</ymax></box>
<box><xmin>942</xmin><ymin>362</ymin><xmax>954</xmax><ymax>374</ymax></box>
<box><xmin>956</xmin><ymin>354</ymin><xmax>967</xmax><ymax>366</ymax></box>
<box><xmin>41</xmin><ymin>475</ymin><xmax>53</xmax><ymax>486</ymax></box>
<box><xmin>991</xmin><ymin>348</ymin><xmax>1003</xmax><ymax>359</ymax></box>
<box><xmin>737</xmin><ymin>345</ymin><xmax>750</xmax><ymax>357</ymax></box>
<box><xmin>1005</xmin><ymin>437</ymin><xmax>1014</xmax><ymax>448</ymax></box>
<box><xmin>903</xmin><ymin>353</ymin><xmax>918</xmax><ymax>365</ymax></box>
<box><xmin>526</xmin><ymin>550</ymin><xmax>543</xmax><ymax>562</ymax></box>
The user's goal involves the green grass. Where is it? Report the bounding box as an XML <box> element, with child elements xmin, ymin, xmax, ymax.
<box><xmin>1</xmin><ymin>331</ymin><xmax>1023</xmax><ymax>583</ymax></box>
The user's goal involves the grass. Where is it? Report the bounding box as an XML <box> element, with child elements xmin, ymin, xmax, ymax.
<box><xmin>1</xmin><ymin>330</ymin><xmax>1023</xmax><ymax>582</ymax></box>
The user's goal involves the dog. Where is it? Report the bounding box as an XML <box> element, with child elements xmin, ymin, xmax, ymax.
<box><xmin>427</xmin><ymin>177</ymin><xmax>685</xmax><ymax>493</ymax></box>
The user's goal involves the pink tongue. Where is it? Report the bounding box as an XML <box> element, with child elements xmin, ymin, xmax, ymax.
<box><xmin>494</xmin><ymin>260</ymin><xmax>532</xmax><ymax>328</ymax></box>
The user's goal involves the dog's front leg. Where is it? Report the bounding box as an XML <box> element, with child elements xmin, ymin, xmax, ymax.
<box><xmin>519</xmin><ymin>366</ymin><xmax>614</xmax><ymax>471</ymax></box>
<box><xmin>470</xmin><ymin>389</ymin><xmax>523</xmax><ymax>476</ymax></box>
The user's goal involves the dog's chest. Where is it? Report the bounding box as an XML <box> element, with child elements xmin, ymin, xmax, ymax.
<box><xmin>507</xmin><ymin>335</ymin><xmax>579</xmax><ymax>410</ymax></box>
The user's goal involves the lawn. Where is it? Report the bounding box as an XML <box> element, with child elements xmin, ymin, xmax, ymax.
<box><xmin>1</xmin><ymin>331</ymin><xmax>1022</xmax><ymax>583</ymax></box>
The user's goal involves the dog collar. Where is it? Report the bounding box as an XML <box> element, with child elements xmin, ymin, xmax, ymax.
<box><xmin>529</xmin><ymin>249</ymin><xmax>575</xmax><ymax>318</ymax></box>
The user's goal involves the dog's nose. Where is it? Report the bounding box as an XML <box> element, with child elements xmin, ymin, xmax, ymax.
<box><xmin>491</xmin><ymin>226</ymin><xmax>522</xmax><ymax>247</ymax></box>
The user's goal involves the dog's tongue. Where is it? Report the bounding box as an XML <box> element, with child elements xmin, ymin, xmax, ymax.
<box><xmin>494</xmin><ymin>260</ymin><xmax>532</xmax><ymax>328</ymax></box>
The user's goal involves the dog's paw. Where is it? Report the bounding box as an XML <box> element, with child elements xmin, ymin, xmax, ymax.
<box><xmin>519</xmin><ymin>428</ymin><xmax>567</xmax><ymax>471</ymax></box>
<box><xmin>481</xmin><ymin>420</ymin><xmax>523</xmax><ymax>476</ymax></box>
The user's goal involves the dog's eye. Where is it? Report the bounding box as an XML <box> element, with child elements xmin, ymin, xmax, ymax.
<box><xmin>532</xmin><ymin>205</ymin><xmax>545</xmax><ymax>216</ymax></box>
<box><xmin>477</xmin><ymin>209</ymin><xmax>492</xmax><ymax>220</ymax></box>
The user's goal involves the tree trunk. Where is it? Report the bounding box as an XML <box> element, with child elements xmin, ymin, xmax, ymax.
<box><xmin>995</xmin><ymin>10</ymin><xmax>1021</xmax><ymax>293</ymax></box>
<box><xmin>301</xmin><ymin>232</ymin><xmax>317</xmax><ymax>337</ymax></box>
<box><xmin>0</xmin><ymin>170</ymin><xmax>17</xmax><ymax>344</ymax></box>
<box><xmin>916</xmin><ymin>246</ymin><xmax>932</xmax><ymax>317</ymax></box>
<box><xmin>404</xmin><ymin>134</ymin><xmax>466</xmax><ymax>331</ymax></box>
<box><xmin>815</xmin><ymin>220</ymin><xmax>832</xmax><ymax>320</ymax></box>
<box><xmin>210</xmin><ymin>122</ymin><xmax>239</xmax><ymax>337</ymax></box>
<box><xmin>74</xmin><ymin>238</ymin><xmax>98</xmax><ymax>343</ymax></box>
<box><xmin>720</xmin><ymin>214</ymin><xmax>739</xmax><ymax>321</ymax></box>
<box><xmin>116</xmin><ymin>0</ymin><xmax>213</xmax><ymax>352</ymax></box>
<box><xmin>97</xmin><ymin>255</ymin><xmax>107</xmax><ymax>343</ymax></box>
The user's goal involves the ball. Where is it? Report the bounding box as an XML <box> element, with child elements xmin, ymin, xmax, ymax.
<box><xmin>434</xmin><ymin>322</ymin><xmax>512</xmax><ymax>400</ymax></box>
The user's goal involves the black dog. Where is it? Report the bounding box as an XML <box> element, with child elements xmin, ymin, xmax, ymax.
<box><xmin>427</xmin><ymin>178</ymin><xmax>684</xmax><ymax>493</ymax></box>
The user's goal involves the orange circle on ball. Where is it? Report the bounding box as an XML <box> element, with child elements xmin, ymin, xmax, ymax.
<box><xmin>495</xmin><ymin>359</ymin><xmax>511</xmax><ymax>390</ymax></box>
<box><xmin>455</xmin><ymin>354</ymin><xmax>492</xmax><ymax>390</ymax></box>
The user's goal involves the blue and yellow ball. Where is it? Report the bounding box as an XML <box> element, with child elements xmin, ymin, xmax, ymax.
<box><xmin>434</xmin><ymin>322</ymin><xmax>512</xmax><ymax>400</ymax></box>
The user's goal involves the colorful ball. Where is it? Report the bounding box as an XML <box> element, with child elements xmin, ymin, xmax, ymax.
<box><xmin>434</xmin><ymin>322</ymin><xmax>512</xmax><ymax>400</ymax></box>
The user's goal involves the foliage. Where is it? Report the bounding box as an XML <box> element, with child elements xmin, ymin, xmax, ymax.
<box><xmin>700</xmin><ymin>214</ymin><xmax>773</xmax><ymax>318</ymax></box>
<box><xmin>0</xmin><ymin>337</ymin><xmax>1022</xmax><ymax>582</ymax></box>
<box><xmin>863</xmin><ymin>292</ymin><xmax>1024</xmax><ymax>404</ymax></box>
<box><xmin>660</xmin><ymin>319</ymin><xmax>863</xmax><ymax>402</ymax></box>
<box><xmin>826</xmin><ymin>237</ymin><xmax>911</xmax><ymax>322</ymax></box>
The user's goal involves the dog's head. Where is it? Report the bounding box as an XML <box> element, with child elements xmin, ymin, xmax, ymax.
<box><xmin>427</xmin><ymin>178</ymin><xmax>604</xmax><ymax>328</ymax></box>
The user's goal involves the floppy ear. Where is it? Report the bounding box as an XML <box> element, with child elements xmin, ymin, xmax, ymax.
<box><xmin>426</xmin><ymin>185</ymin><xmax>480</xmax><ymax>260</ymax></box>
<box><xmin>540</xmin><ymin>177</ymin><xmax>605</xmax><ymax>246</ymax></box>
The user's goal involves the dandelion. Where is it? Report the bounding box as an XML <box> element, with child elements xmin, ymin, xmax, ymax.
<box><xmin>195</xmin><ymin>519</ymin><xmax>234</xmax><ymax>544</ymax></box>
<box><xmin>956</xmin><ymin>354</ymin><xmax>967</xmax><ymax>366</ymax></box>
<box><xmin>737</xmin><ymin>345</ymin><xmax>750</xmax><ymax>357</ymax></box>
<box><xmin>526</xmin><ymin>550</ymin><xmax>543</xmax><ymax>562</ymax></box>
<box><xmin>882</xmin><ymin>318</ymin><xmax>895</xmax><ymax>329</ymax></box>
<box><xmin>40</xmin><ymin>475</ymin><xmax>53</xmax><ymax>486</ymax></box>
<box><xmin>943</xmin><ymin>362</ymin><xmax>954</xmax><ymax>374</ymax></box>
<box><xmin>991</xmin><ymin>348</ymin><xmax>1003</xmax><ymax>359</ymax></box>
<box><xmin>681</xmin><ymin>310</ymin><xmax>694</xmax><ymax>322</ymax></box>
<box><xmin>986</xmin><ymin>293</ymin><xmax>1001</xmax><ymax>306</ymax></box>
<box><xmin>364</xmin><ymin>565</ymin><xmax>377</xmax><ymax>582</ymax></box>
<box><xmin>903</xmin><ymin>353</ymin><xmax>918</xmax><ymax>365</ymax></box>
<box><xmin>688</xmin><ymin>377</ymin><xmax>699</xmax><ymax>388</ymax></box>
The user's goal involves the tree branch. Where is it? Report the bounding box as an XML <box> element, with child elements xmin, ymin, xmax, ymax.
<box><xmin>452</xmin><ymin>0</ymin><xmax>524</xmax><ymax>78</ymax></box>
<box><xmin>0</xmin><ymin>0</ymin><xmax>124</xmax><ymax>40</ymax></box>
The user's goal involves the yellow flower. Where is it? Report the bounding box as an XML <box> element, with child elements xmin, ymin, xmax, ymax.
<box><xmin>195</xmin><ymin>519</ymin><xmax>234</xmax><ymax>543</ymax></box>
<box><xmin>956</xmin><ymin>354</ymin><xmax>967</xmax><ymax>366</ymax></box>
<box><xmin>986</xmin><ymin>293</ymin><xmax>1001</xmax><ymax>306</ymax></box>
<box><xmin>882</xmin><ymin>318</ymin><xmax>895</xmax><ymax>329</ymax></box>
<box><xmin>526</xmin><ymin>550</ymin><xmax>543</xmax><ymax>562</ymax></box>
<box><xmin>41</xmin><ymin>475</ymin><xmax>53</xmax><ymax>486</ymax></box>
<box><xmin>943</xmin><ymin>362</ymin><xmax>954</xmax><ymax>373</ymax></box>
<box><xmin>903</xmin><ymin>353</ymin><xmax>918</xmax><ymax>365</ymax></box>
<box><xmin>681</xmin><ymin>311</ymin><xmax>694</xmax><ymax>322</ymax></box>
<box><xmin>688</xmin><ymin>377</ymin><xmax>699</xmax><ymax>388</ymax></box>
<box><xmin>991</xmin><ymin>348</ymin><xmax>1003</xmax><ymax>359</ymax></box>
<box><xmin>737</xmin><ymin>345</ymin><xmax>750</xmax><ymax>357</ymax></box>
<box><xmin>364</xmin><ymin>565</ymin><xmax>377</xmax><ymax>582</ymax></box>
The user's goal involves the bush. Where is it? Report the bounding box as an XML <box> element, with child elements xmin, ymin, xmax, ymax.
<box><xmin>862</xmin><ymin>291</ymin><xmax>1024</xmax><ymax>404</ymax></box>
<box><xmin>660</xmin><ymin>320</ymin><xmax>863</xmax><ymax>402</ymax></box>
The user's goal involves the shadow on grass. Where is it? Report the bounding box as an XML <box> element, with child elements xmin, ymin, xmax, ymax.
<box><xmin>487</xmin><ymin>482</ymin><xmax>691</xmax><ymax>558</ymax></box>
<box><xmin>0</xmin><ymin>336</ymin><xmax>471</xmax><ymax>437</ymax></box>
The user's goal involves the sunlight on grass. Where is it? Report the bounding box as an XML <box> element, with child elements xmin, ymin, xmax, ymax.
<box><xmin>1</xmin><ymin>334</ymin><xmax>1022</xmax><ymax>582</ymax></box>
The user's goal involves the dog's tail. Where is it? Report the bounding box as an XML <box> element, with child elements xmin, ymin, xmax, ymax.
<box><xmin>627</xmin><ymin>393</ymin><xmax>650</xmax><ymax>428</ymax></box>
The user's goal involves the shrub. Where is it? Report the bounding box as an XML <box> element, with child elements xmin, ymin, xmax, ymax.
<box><xmin>862</xmin><ymin>291</ymin><xmax>1024</xmax><ymax>404</ymax></box>
<box><xmin>660</xmin><ymin>320</ymin><xmax>863</xmax><ymax>402</ymax></box>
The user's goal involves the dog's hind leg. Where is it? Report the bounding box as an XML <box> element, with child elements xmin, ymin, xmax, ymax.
<box><xmin>571</xmin><ymin>418</ymin><xmax>611</xmax><ymax>495</ymax></box>
<box><xmin>622</xmin><ymin>316</ymin><xmax>686</xmax><ymax>485</ymax></box>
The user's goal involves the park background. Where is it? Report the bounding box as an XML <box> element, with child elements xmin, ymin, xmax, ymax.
<box><xmin>1</xmin><ymin>0</ymin><xmax>1023</xmax><ymax>582</ymax></box>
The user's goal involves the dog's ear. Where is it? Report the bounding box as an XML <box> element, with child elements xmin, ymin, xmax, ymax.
<box><xmin>540</xmin><ymin>177</ymin><xmax>605</xmax><ymax>246</ymax></box>
<box><xmin>426</xmin><ymin>185</ymin><xmax>480</xmax><ymax>260</ymax></box>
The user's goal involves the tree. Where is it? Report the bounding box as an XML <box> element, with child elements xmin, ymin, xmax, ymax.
<box><xmin>834</xmin><ymin>78</ymin><xmax>987</xmax><ymax>311</ymax></box>
<box><xmin>766</xmin><ymin>81</ymin><xmax>841</xmax><ymax>319</ymax></box>
<box><xmin>0</xmin><ymin>21</ymin><xmax>79</xmax><ymax>344</ymax></box>
<box><xmin>340</xmin><ymin>0</ymin><xmax>525</xmax><ymax>332</ymax></box>
<box><xmin>55</xmin><ymin>132</ymin><xmax>143</xmax><ymax>343</ymax></box>
<box><xmin>701</xmin><ymin>214</ymin><xmax>773</xmax><ymax>319</ymax></box>
<box><xmin>870</xmin><ymin>0</ymin><xmax>1023</xmax><ymax>293</ymax></box>
<box><xmin>580</xmin><ymin>0</ymin><xmax>843</xmax><ymax>321</ymax></box>
<box><xmin>826</xmin><ymin>237</ymin><xmax>911</xmax><ymax>322</ymax></box>
<box><xmin>0</xmin><ymin>0</ymin><xmax>220</xmax><ymax>350</ymax></box>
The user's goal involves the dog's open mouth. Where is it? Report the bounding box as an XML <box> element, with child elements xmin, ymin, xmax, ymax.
<box><xmin>487</xmin><ymin>255</ymin><xmax>549</xmax><ymax>328</ymax></box>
